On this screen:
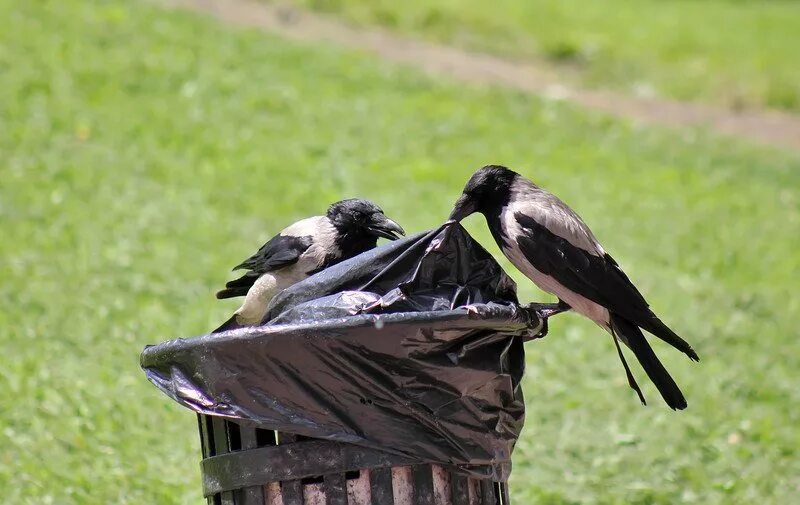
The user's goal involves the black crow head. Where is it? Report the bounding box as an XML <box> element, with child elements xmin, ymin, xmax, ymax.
<box><xmin>327</xmin><ymin>198</ymin><xmax>405</xmax><ymax>240</ymax></box>
<box><xmin>449</xmin><ymin>165</ymin><xmax>518</xmax><ymax>221</ymax></box>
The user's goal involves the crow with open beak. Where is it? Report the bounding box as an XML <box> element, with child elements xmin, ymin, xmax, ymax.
<box><xmin>214</xmin><ymin>198</ymin><xmax>404</xmax><ymax>332</ymax></box>
<box><xmin>449</xmin><ymin>165</ymin><xmax>698</xmax><ymax>409</ymax></box>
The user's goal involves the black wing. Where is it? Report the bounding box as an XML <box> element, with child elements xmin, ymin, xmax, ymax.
<box><xmin>514</xmin><ymin>212</ymin><xmax>697</xmax><ymax>360</ymax></box>
<box><xmin>216</xmin><ymin>234</ymin><xmax>313</xmax><ymax>299</ymax></box>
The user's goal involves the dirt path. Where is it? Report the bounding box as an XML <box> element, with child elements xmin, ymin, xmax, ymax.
<box><xmin>161</xmin><ymin>0</ymin><xmax>800</xmax><ymax>151</ymax></box>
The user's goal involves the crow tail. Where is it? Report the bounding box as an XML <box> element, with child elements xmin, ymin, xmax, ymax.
<box><xmin>610</xmin><ymin>313</ymin><xmax>688</xmax><ymax>410</ymax></box>
<box><xmin>639</xmin><ymin>315</ymin><xmax>699</xmax><ymax>362</ymax></box>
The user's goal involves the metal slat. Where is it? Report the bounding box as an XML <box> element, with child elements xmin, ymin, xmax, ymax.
<box><xmin>278</xmin><ymin>433</ymin><xmax>302</xmax><ymax>505</ymax></box>
<box><xmin>450</xmin><ymin>474</ymin><xmax>469</xmax><ymax>505</ymax></box>
<box><xmin>479</xmin><ymin>481</ymin><xmax>495</xmax><ymax>505</ymax></box>
<box><xmin>370</xmin><ymin>467</ymin><xmax>395</xmax><ymax>505</ymax></box>
<box><xmin>211</xmin><ymin>418</ymin><xmax>235</xmax><ymax>505</ymax></box>
<box><xmin>238</xmin><ymin>424</ymin><xmax>259</xmax><ymax>450</ymax></box>
<box><xmin>198</xmin><ymin>414</ymin><xmax>209</xmax><ymax>458</ymax></box>
<box><xmin>411</xmin><ymin>466</ymin><xmax>434</xmax><ymax>505</ymax></box>
<box><xmin>210</xmin><ymin>417</ymin><xmax>229</xmax><ymax>454</ymax></box>
<box><xmin>280</xmin><ymin>480</ymin><xmax>303</xmax><ymax>505</ymax></box>
<box><xmin>202</xmin><ymin>440</ymin><xmax>417</xmax><ymax>497</ymax></box>
<box><xmin>238</xmin><ymin>424</ymin><xmax>267</xmax><ymax>505</ymax></box>
<box><xmin>233</xmin><ymin>488</ymin><xmax>265</xmax><ymax>505</ymax></box>
<box><xmin>205</xmin><ymin>416</ymin><xmax>221</xmax><ymax>505</ymax></box>
<box><xmin>204</xmin><ymin>415</ymin><xmax>217</xmax><ymax>455</ymax></box>
<box><xmin>324</xmin><ymin>473</ymin><xmax>348</xmax><ymax>505</ymax></box>
<box><xmin>198</xmin><ymin>415</ymin><xmax>215</xmax><ymax>505</ymax></box>
<box><xmin>467</xmin><ymin>479</ymin><xmax>480</xmax><ymax>505</ymax></box>
<box><xmin>198</xmin><ymin>422</ymin><xmax>508</xmax><ymax>505</ymax></box>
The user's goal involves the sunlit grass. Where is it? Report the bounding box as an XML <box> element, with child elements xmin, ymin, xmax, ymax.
<box><xmin>0</xmin><ymin>0</ymin><xmax>799</xmax><ymax>503</ymax></box>
<box><xmin>288</xmin><ymin>0</ymin><xmax>800</xmax><ymax>111</ymax></box>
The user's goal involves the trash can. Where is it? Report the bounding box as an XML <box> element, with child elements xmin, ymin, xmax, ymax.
<box><xmin>141</xmin><ymin>223</ymin><xmax>551</xmax><ymax>505</ymax></box>
<box><xmin>198</xmin><ymin>415</ymin><xmax>510</xmax><ymax>504</ymax></box>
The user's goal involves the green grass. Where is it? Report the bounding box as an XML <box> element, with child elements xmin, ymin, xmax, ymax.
<box><xmin>288</xmin><ymin>0</ymin><xmax>800</xmax><ymax>112</ymax></box>
<box><xmin>1</xmin><ymin>0</ymin><xmax>800</xmax><ymax>503</ymax></box>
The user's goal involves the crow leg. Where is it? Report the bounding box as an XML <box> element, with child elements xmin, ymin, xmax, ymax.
<box><xmin>534</xmin><ymin>299</ymin><xmax>572</xmax><ymax>318</ymax></box>
<box><xmin>520</xmin><ymin>300</ymin><xmax>572</xmax><ymax>340</ymax></box>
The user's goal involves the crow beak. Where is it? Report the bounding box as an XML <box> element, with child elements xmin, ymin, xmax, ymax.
<box><xmin>449</xmin><ymin>193</ymin><xmax>477</xmax><ymax>222</ymax></box>
<box><xmin>368</xmin><ymin>215</ymin><xmax>405</xmax><ymax>240</ymax></box>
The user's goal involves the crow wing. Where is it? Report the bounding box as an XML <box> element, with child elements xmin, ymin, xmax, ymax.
<box><xmin>514</xmin><ymin>212</ymin><xmax>697</xmax><ymax>360</ymax></box>
<box><xmin>216</xmin><ymin>234</ymin><xmax>313</xmax><ymax>299</ymax></box>
<box><xmin>233</xmin><ymin>234</ymin><xmax>313</xmax><ymax>272</ymax></box>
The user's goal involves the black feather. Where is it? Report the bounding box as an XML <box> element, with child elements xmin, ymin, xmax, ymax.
<box><xmin>215</xmin><ymin>272</ymin><xmax>259</xmax><ymax>299</ymax></box>
<box><xmin>216</xmin><ymin>287</ymin><xmax>248</xmax><ymax>299</ymax></box>
<box><xmin>605</xmin><ymin>253</ymin><xmax>699</xmax><ymax>361</ymax></box>
<box><xmin>514</xmin><ymin>212</ymin><xmax>698</xmax><ymax>361</ymax></box>
<box><xmin>611</xmin><ymin>313</ymin><xmax>687</xmax><ymax>410</ymax></box>
<box><xmin>225</xmin><ymin>272</ymin><xmax>258</xmax><ymax>289</ymax></box>
<box><xmin>232</xmin><ymin>234</ymin><xmax>313</xmax><ymax>272</ymax></box>
<box><xmin>216</xmin><ymin>234</ymin><xmax>313</xmax><ymax>299</ymax></box>
<box><xmin>638</xmin><ymin>314</ymin><xmax>700</xmax><ymax>362</ymax></box>
<box><xmin>212</xmin><ymin>314</ymin><xmax>242</xmax><ymax>334</ymax></box>
<box><xmin>610</xmin><ymin>330</ymin><xmax>647</xmax><ymax>406</ymax></box>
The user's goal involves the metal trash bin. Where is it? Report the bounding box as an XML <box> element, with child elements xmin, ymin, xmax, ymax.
<box><xmin>198</xmin><ymin>416</ymin><xmax>509</xmax><ymax>505</ymax></box>
<box><xmin>142</xmin><ymin>224</ymin><xmax>550</xmax><ymax>505</ymax></box>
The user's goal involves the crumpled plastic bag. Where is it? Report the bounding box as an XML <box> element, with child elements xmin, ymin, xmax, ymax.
<box><xmin>141</xmin><ymin>222</ymin><xmax>548</xmax><ymax>480</ymax></box>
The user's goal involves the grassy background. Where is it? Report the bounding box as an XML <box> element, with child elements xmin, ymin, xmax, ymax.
<box><xmin>1</xmin><ymin>0</ymin><xmax>799</xmax><ymax>503</ymax></box>
<box><xmin>288</xmin><ymin>0</ymin><xmax>800</xmax><ymax>112</ymax></box>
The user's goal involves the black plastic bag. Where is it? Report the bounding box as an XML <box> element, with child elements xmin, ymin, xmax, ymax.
<box><xmin>141</xmin><ymin>223</ymin><xmax>548</xmax><ymax>480</ymax></box>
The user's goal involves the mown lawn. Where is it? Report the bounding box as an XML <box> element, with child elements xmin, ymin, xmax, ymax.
<box><xmin>1</xmin><ymin>0</ymin><xmax>799</xmax><ymax>503</ymax></box>
<box><xmin>288</xmin><ymin>0</ymin><xmax>800</xmax><ymax>112</ymax></box>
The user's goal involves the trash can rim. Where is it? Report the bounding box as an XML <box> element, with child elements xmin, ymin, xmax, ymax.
<box><xmin>140</xmin><ymin>303</ymin><xmax>539</xmax><ymax>368</ymax></box>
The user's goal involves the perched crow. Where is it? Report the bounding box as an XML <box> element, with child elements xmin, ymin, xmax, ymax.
<box><xmin>214</xmin><ymin>198</ymin><xmax>404</xmax><ymax>332</ymax></box>
<box><xmin>449</xmin><ymin>165</ymin><xmax>698</xmax><ymax>409</ymax></box>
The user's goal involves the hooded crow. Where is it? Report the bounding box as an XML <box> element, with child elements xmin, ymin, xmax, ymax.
<box><xmin>449</xmin><ymin>165</ymin><xmax>698</xmax><ymax>409</ymax></box>
<box><xmin>214</xmin><ymin>198</ymin><xmax>404</xmax><ymax>332</ymax></box>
